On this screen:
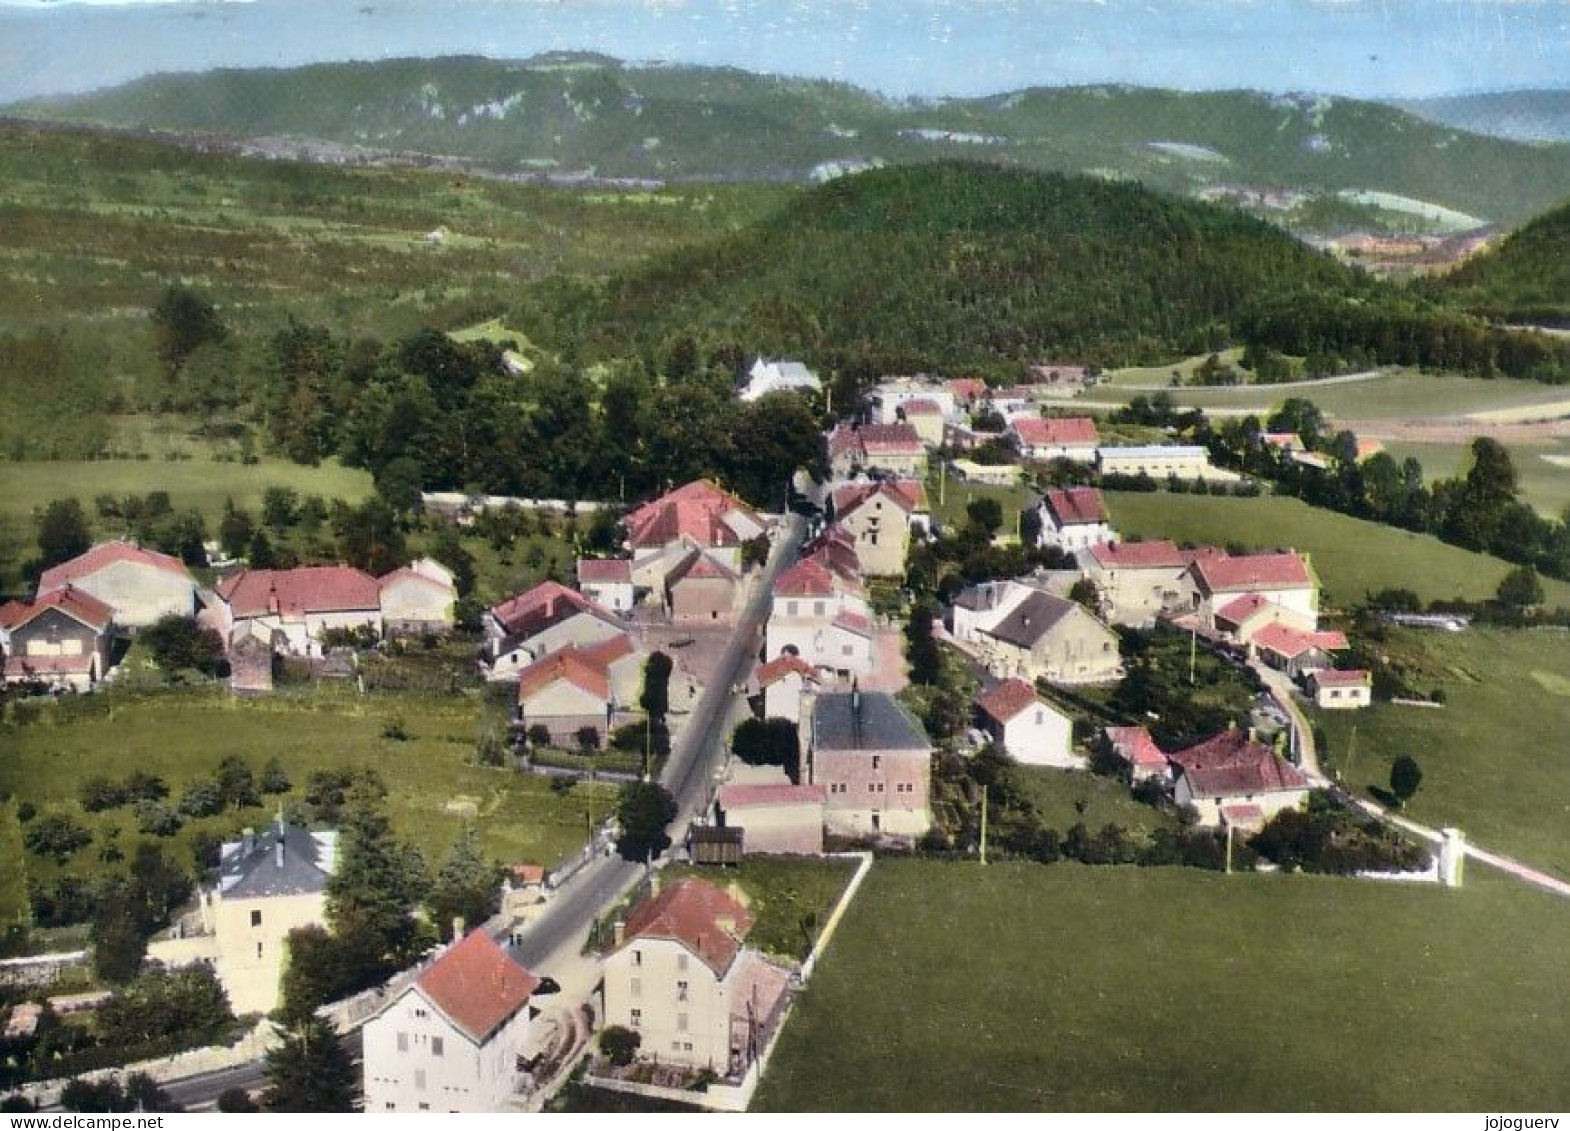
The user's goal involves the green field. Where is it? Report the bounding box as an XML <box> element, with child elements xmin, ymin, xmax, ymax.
<box><xmin>0</xmin><ymin>685</ymin><xmax>614</xmax><ymax>925</ymax></box>
<box><xmin>1013</xmin><ymin>766</ymin><xmax>1176</xmax><ymax>837</ymax></box>
<box><xmin>1104</xmin><ymin>490</ymin><xmax>1570</xmax><ymax>608</ymax></box>
<box><xmin>1081</xmin><ymin>368</ymin><xmax>1570</xmax><ymax>421</ymax></box>
<box><xmin>1383</xmin><ymin>439</ymin><xmax>1570</xmax><ymax>520</ymax></box>
<box><xmin>755</xmin><ymin>860</ymin><xmax>1570</xmax><ymax>1111</ymax></box>
<box><xmin>1317</xmin><ymin>627</ymin><xmax>1570</xmax><ymax>881</ymax></box>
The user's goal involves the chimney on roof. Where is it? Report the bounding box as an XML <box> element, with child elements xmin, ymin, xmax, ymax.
<box><xmin>452</xmin><ymin>916</ymin><xmax>465</xmax><ymax>940</ymax></box>
<box><xmin>613</xmin><ymin>919</ymin><xmax>626</xmax><ymax>947</ymax></box>
<box><xmin>649</xmin><ymin>871</ymin><xmax>661</xmax><ymax>898</ymax></box>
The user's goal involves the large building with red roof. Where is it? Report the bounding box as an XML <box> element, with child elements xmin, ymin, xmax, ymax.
<box><xmin>482</xmin><ymin>581</ymin><xmax>628</xmax><ymax>681</ymax></box>
<box><xmin>828</xmin><ymin>478</ymin><xmax>929</xmax><ymax>577</ymax></box>
<box><xmin>363</xmin><ymin>929</ymin><xmax>544</xmax><ymax>1112</ymax></box>
<box><xmin>0</xmin><ymin>587</ymin><xmax>115</xmax><ymax>691</ymax></box>
<box><xmin>1168</xmin><ymin>727</ymin><xmax>1312</xmax><ymax>830</ymax></box>
<box><xmin>602</xmin><ymin>877</ymin><xmax>793</xmax><ymax>1075</ymax></box>
<box><xmin>1181</xmin><ymin>550</ymin><xmax>1320</xmax><ymax>631</ymax></box>
<box><xmin>1080</xmin><ymin>540</ymin><xmax>1222</xmax><ymax>627</ymax></box>
<box><xmin>623</xmin><ymin>480</ymin><xmax>766</xmax><ymax>572</ymax></box>
<box><xmin>1008</xmin><ymin>415</ymin><xmax>1099</xmax><ymax>462</ymax></box>
<box><xmin>37</xmin><ymin>540</ymin><xmax>196</xmax><ymax>629</ymax></box>
<box><xmin>825</xmin><ymin>421</ymin><xmax>928</xmax><ymax>479</ymax></box>
<box><xmin>213</xmin><ymin>565</ymin><xmax>384</xmax><ymax>657</ymax></box>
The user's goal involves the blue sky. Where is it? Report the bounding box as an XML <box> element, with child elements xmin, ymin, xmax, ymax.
<box><xmin>1</xmin><ymin>0</ymin><xmax>1568</xmax><ymax>103</ymax></box>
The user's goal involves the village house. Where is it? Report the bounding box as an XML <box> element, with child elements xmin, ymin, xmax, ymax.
<box><xmin>37</xmin><ymin>541</ymin><xmax>197</xmax><ymax>630</ymax></box>
<box><xmin>378</xmin><ymin>558</ymin><xmax>458</xmax><ymax>636</ymax></box>
<box><xmin>576</xmin><ymin>558</ymin><xmax>636</xmax><ymax>613</ymax></box>
<box><xmin>1096</xmin><ymin>445</ymin><xmax>1228</xmax><ymax>482</ymax></box>
<box><xmin>765</xmin><ymin>554</ymin><xmax>874</xmax><ymax>678</ymax></box>
<box><xmin>975</xmin><ymin>590</ymin><xmax>1122</xmax><ymax>685</ymax></box>
<box><xmin>975</xmin><ymin>678</ymin><xmax>1077</xmax><ymax>768</ymax></box>
<box><xmin>828</xmin><ymin>478</ymin><xmax>928</xmax><ymax>578</ymax></box>
<box><xmin>949</xmin><ymin>459</ymin><xmax>1022</xmax><ymax>487</ymax></box>
<box><xmin>807</xmin><ymin>690</ymin><xmax>932</xmax><ymax>838</ymax></box>
<box><xmin>212</xmin><ymin>565</ymin><xmax>383</xmax><ymax>656</ymax></box>
<box><xmin>601</xmin><ymin>877</ymin><xmax>792</xmax><ymax>1075</ymax></box>
<box><xmin>945</xmin><ymin>377</ymin><xmax>989</xmax><ymax>414</ymax></box>
<box><xmin>1080</xmin><ymin>540</ymin><xmax>1219</xmax><ymax>627</ymax></box>
<box><xmin>1308</xmin><ymin>668</ymin><xmax>1373</xmax><ymax>709</ymax></box>
<box><xmin>1103</xmin><ymin>725</ymin><xmax>1170</xmax><ymax>783</ymax></box>
<box><xmin>1248</xmin><ymin>622</ymin><xmax>1349</xmax><ymax>677</ymax></box>
<box><xmin>1008</xmin><ymin>416</ymin><xmax>1099</xmax><ymax>462</ymax></box>
<box><xmin>739</xmin><ymin>358</ymin><xmax>820</xmax><ymax>402</ymax></box>
<box><xmin>716</xmin><ymin>783</ymin><xmax>827</xmax><ymax>856</ymax></box>
<box><xmin>948</xmin><ymin>572</ymin><xmax>1078</xmax><ymax>645</ymax></box>
<box><xmin>515</xmin><ymin>634</ymin><xmax>645</xmax><ymax>747</ymax></box>
<box><xmin>865</xmin><ymin>376</ymin><xmax>958</xmax><ymax>426</ymax></box>
<box><xmin>1167</xmin><ymin>727</ymin><xmax>1312</xmax><ymax>831</ymax></box>
<box><xmin>483</xmin><ymin>581</ymin><xmax>628</xmax><ymax>681</ymax></box>
<box><xmin>623</xmin><ymin>480</ymin><xmax>767</xmax><ymax>591</ymax></box>
<box><xmin>899</xmin><ymin>398</ymin><xmax>947</xmax><ymax>446</ymax></box>
<box><xmin>754</xmin><ymin>653</ymin><xmax>822</xmax><ymax>722</ymax></box>
<box><xmin>1036</xmin><ymin>487</ymin><xmax>1115</xmax><ymax>554</ymax></box>
<box><xmin>664</xmin><ymin>549</ymin><xmax>742</xmax><ymax>624</ymax></box>
<box><xmin>210</xmin><ymin>820</ymin><xmax>337</xmax><ymax>1015</ymax></box>
<box><xmin>1182</xmin><ymin>551</ymin><xmax>1319</xmax><ymax>633</ymax></box>
<box><xmin>825</xmin><ymin>421</ymin><xmax>928</xmax><ymax>479</ymax></box>
<box><xmin>0</xmin><ymin>587</ymin><xmax>116</xmax><ymax>691</ymax></box>
<box><xmin>363</xmin><ymin>930</ymin><xmax>543</xmax><ymax>1113</ymax></box>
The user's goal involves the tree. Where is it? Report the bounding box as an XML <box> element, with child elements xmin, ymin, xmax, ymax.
<box><xmin>429</xmin><ymin>526</ymin><xmax>476</xmax><ymax>597</ymax></box>
<box><xmin>1496</xmin><ymin>565</ymin><xmax>1544</xmax><ymax>609</ymax></box>
<box><xmin>325</xmin><ymin>795</ymin><xmax>429</xmax><ymax>969</ymax></box>
<box><xmin>639</xmin><ymin>651</ymin><xmax>673</xmax><ymax>723</ymax></box>
<box><xmin>142</xmin><ymin>614</ymin><xmax>226</xmax><ymax>676</ymax></box>
<box><xmin>426</xmin><ymin>826</ymin><xmax>504</xmax><ymax>942</ymax></box>
<box><xmin>216</xmin><ymin>755</ymin><xmax>260</xmax><ymax>809</ymax></box>
<box><xmin>333</xmin><ymin>498</ymin><xmax>407</xmax><ymax>576</ymax></box>
<box><xmin>263</xmin><ymin>1017</ymin><xmax>356</xmax><ymax>1113</ymax></box>
<box><xmin>152</xmin><ymin>285</ymin><xmax>226</xmax><ymax>376</ymax></box>
<box><xmin>1389</xmin><ymin>756</ymin><xmax>1423</xmax><ymax>808</ymax></box>
<box><xmin>23</xmin><ymin>813</ymin><xmax>90</xmax><ymax>862</ymax></box>
<box><xmin>261</xmin><ymin>486</ymin><xmax>300</xmax><ymax>530</ymax></box>
<box><xmin>218</xmin><ymin>1088</ymin><xmax>260</xmax><ymax>1113</ymax></box>
<box><xmin>178</xmin><ymin>778</ymin><xmax>224</xmax><ymax>818</ymax></box>
<box><xmin>374</xmin><ymin>456</ymin><xmax>426</xmax><ymax>515</ymax></box>
<box><xmin>219</xmin><ymin>499</ymin><xmax>256</xmax><ymax>561</ymax></box>
<box><xmin>906</xmin><ymin>603</ymin><xmax>942</xmax><ymax>686</ymax></box>
<box><xmin>965</xmin><ymin>497</ymin><xmax>1004</xmax><ymax>536</ymax></box>
<box><xmin>599</xmin><ymin>1025</ymin><xmax>641</xmax><ymax>1067</ymax></box>
<box><xmin>575</xmin><ymin>725</ymin><xmax>601</xmax><ymax>752</ymax></box>
<box><xmin>36</xmin><ymin>498</ymin><xmax>91</xmax><ymax>570</ymax></box>
<box><xmin>730</xmin><ymin>717</ymin><xmax>802</xmax><ymax>783</ymax></box>
<box><xmin>1068</xmin><ymin>577</ymin><xmax>1100</xmax><ymax>610</ymax></box>
<box><xmin>261</xmin><ymin>757</ymin><xmax>292</xmax><ymax>795</ymax></box>
<box><xmin>615</xmin><ymin>781</ymin><xmax>677</xmax><ymax>862</ymax></box>
<box><xmin>90</xmin><ymin>882</ymin><xmax>148</xmax><ymax>985</ymax></box>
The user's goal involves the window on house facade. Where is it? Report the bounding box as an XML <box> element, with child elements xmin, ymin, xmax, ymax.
<box><xmin>676</xmin><ymin>1013</ymin><xmax>689</xmax><ymax>1032</ymax></box>
<box><xmin>677</xmin><ymin>980</ymin><xmax>688</xmax><ymax>1002</ymax></box>
<box><xmin>397</xmin><ymin>1032</ymin><xmax>409</xmax><ymax>1053</ymax></box>
<box><xmin>415</xmin><ymin>1070</ymin><xmax>427</xmax><ymax>1091</ymax></box>
<box><xmin>431</xmin><ymin>1037</ymin><xmax>443</xmax><ymax>1057</ymax></box>
<box><xmin>872</xmin><ymin>755</ymin><xmax>881</xmax><ymax>769</ymax></box>
<box><xmin>786</xmin><ymin>601</ymin><xmax>798</xmax><ymax>616</ymax></box>
<box><xmin>414</xmin><ymin>1008</ymin><xmax>428</xmax><ymax>1019</ymax></box>
<box><xmin>256</xmin><ymin>941</ymin><xmax>263</xmax><ymax>959</ymax></box>
<box><xmin>250</xmin><ymin>909</ymin><xmax>262</xmax><ymax>927</ymax></box>
<box><xmin>814</xmin><ymin>601</ymin><xmax>826</xmax><ymax>616</ymax></box>
<box><xmin>632</xmin><ymin>950</ymin><xmax>642</xmax><ymax>967</ymax></box>
<box><xmin>631</xmin><ymin>1009</ymin><xmax>642</xmax><ymax>1028</ymax></box>
<box><xmin>676</xmin><ymin>953</ymin><xmax>688</xmax><ymax>972</ymax></box>
<box><xmin>842</xmin><ymin>644</ymin><xmax>853</xmax><ymax>656</ymax></box>
<box><xmin>630</xmin><ymin>977</ymin><xmax>642</xmax><ymax>998</ymax></box>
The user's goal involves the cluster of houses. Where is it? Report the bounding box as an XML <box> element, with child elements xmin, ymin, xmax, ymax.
<box><xmin>0</xmin><ymin>541</ymin><xmax>460</xmax><ymax>694</ymax></box>
<box><xmin>1104</xmin><ymin>724</ymin><xmax>1312</xmax><ymax>832</ymax></box>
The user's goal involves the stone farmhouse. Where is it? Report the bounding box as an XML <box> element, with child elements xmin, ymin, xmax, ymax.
<box><xmin>515</xmin><ymin>634</ymin><xmax>645</xmax><ymax>747</ymax></box>
<box><xmin>827</xmin><ymin>479</ymin><xmax>929</xmax><ymax>578</ymax></box>
<box><xmin>1008</xmin><ymin>415</ymin><xmax>1098</xmax><ymax>462</ymax></box>
<box><xmin>825</xmin><ymin>422</ymin><xmax>928</xmax><ymax>479</ymax></box>
<box><xmin>37</xmin><ymin>540</ymin><xmax>196</xmax><ymax>629</ymax></box>
<box><xmin>806</xmin><ymin>690</ymin><xmax>933</xmax><ymax>838</ymax></box>
<box><xmin>483</xmin><ymin>581</ymin><xmax>628</xmax><ymax>681</ymax></box>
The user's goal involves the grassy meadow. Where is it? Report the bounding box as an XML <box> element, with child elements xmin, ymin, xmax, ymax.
<box><xmin>755</xmin><ymin>860</ymin><xmax>1570</xmax><ymax>1111</ymax></box>
<box><xmin>1316</xmin><ymin>627</ymin><xmax>1570</xmax><ymax>881</ymax></box>
<box><xmin>0</xmin><ymin>683</ymin><xmax>616</xmax><ymax>925</ymax></box>
<box><xmin>1104</xmin><ymin>490</ymin><xmax>1570</xmax><ymax>608</ymax></box>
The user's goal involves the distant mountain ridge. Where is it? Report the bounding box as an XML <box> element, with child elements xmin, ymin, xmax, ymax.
<box><xmin>1394</xmin><ymin>89</ymin><xmax>1570</xmax><ymax>144</ymax></box>
<box><xmin>1432</xmin><ymin>197</ymin><xmax>1570</xmax><ymax>325</ymax></box>
<box><xmin>12</xmin><ymin>55</ymin><xmax>1570</xmax><ymax>229</ymax></box>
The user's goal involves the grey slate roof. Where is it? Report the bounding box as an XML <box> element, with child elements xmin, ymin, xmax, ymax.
<box><xmin>219</xmin><ymin>823</ymin><xmax>336</xmax><ymax>900</ymax></box>
<box><xmin>812</xmin><ymin>691</ymin><xmax>931</xmax><ymax>753</ymax></box>
<box><xmin>983</xmin><ymin>590</ymin><xmax>1078</xmax><ymax>649</ymax></box>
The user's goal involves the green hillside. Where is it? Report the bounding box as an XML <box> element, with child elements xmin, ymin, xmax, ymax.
<box><xmin>524</xmin><ymin>161</ymin><xmax>1374</xmax><ymax>373</ymax></box>
<box><xmin>13</xmin><ymin>56</ymin><xmax>1570</xmax><ymax>228</ymax></box>
<box><xmin>1430</xmin><ymin>197</ymin><xmax>1570</xmax><ymax>324</ymax></box>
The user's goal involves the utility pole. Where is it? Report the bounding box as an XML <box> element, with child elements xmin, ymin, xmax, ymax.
<box><xmin>979</xmin><ymin>784</ymin><xmax>989</xmax><ymax>866</ymax></box>
<box><xmin>1189</xmin><ymin>624</ymin><xmax>1197</xmax><ymax>686</ymax></box>
<box><xmin>1225</xmin><ymin>821</ymin><xmax>1234</xmax><ymax>875</ymax></box>
<box><xmin>1341</xmin><ymin>724</ymin><xmax>1358</xmax><ymax>785</ymax></box>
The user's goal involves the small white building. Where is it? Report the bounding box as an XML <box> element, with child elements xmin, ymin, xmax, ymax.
<box><xmin>1097</xmin><ymin>445</ymin><xmax>1231</xmax><ymax>481</ymax></box>
<box><xmin>739</xmin><ymin>358</ymin><xmax>821</xmax><ymax>402</ymax></box>
<box><xmin>1309</xmin><ymin>668</ymin><xmax>1372</xmax><ymax>709</ymax></box>
<box><xmin>755</xmin><ymin>654</ymin><xmax>821</xmax><ymax>722</ymax></box>
<box><xmin>1036</xmin><ymin>487</ymin><xmax>1114</xmax><ymax>553</ymax></box>
<box><xmin>1168</xmin><ymin>728</ymin><xmax>1311</xmax><ymax>830</ymax></box>
<box><xmin>363</xmin><ymin>930</ymin><xmax>543</xmax><ymax>1113</ymax></box>
<box><xmin>865</xmin><ymin>377</ymin><xmax>958</xmax><ymax>425</ymax></box>
<box><xmin>577</xmin><ymin>558</ymin><xmax>637</xmax><ymax>613</ymax></box>
<box><xmin>1009</xmin><ymin>416</ymin><xmax>1099</xmax><ymax>462</ymax></box>
<box><xmin>379</xmin><ymin>558</ymin><xmax>457</xmax><ymax>636</ymax></box>
<box><xmin>975</xmin><ymin>678</ymin><xmax>1077</xmax><ymax>768</ymax></box>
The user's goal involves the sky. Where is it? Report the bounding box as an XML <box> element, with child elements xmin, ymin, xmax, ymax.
<box><xmin>0</xmin><ymin>0</ymin><xmax>1568</xmax><ymax>105</ymax></box>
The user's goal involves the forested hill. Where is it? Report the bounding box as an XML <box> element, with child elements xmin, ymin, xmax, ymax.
<box><xmin>520</xmin><ymin>162</ymin><xmax>1374</xmax><ymax>375</ymax></box>
<box><xmin>13</xmin><ymin>55</ymin><xmax>1570</xmax><ymax>228</ymax></box>
<box><xmin>1429</xmin><ymin>198</ymin><xmax>1570</xmax><ymax>325</ymax></box>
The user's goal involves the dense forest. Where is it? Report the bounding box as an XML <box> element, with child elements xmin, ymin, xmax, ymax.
<box><xmin>1427</xmin><ymin>197</ymin><xmax>1570</xmax><ymax>326</ymax></box>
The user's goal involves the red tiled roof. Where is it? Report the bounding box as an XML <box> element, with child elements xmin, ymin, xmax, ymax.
<box><xmin>621</xmin><ymin>877</ymin><xmax>755</xmax><ymax>977</ymax></box>
<box><xmin>488</xmin><ymin>581</ymin><xmax>616</xmax><ymax>638</ymax></box>
<box><xmin>903</xmin><ymin>398</ymin><xmax>942</xmax><ymax>415</ymax></box>
<box><xmin>39</xmin><ymin>541</ymin><xmax>192</xmax><ymax>593</ymax></box>
<box><xmin>1193</xmin><ymin>552</ymin><xmax>1313</xmax><ymax>593</ymax></box>
<box><xmin>1251</xmin><ymin>623</ymin><xmax>1347</xmax><ymax>659</ymax></box>
<box><xmin>1042</xmin><ymin>487</ymin><xmax>1106</xmax><ymax>527</ymax></box>
<box><xmin>774</xmin><ymin>558</ymin><xmax>838</xmax><ymax>598</ymax></box>
<box><xmin>1220</xmin><ymin>803</ymin><xmax>1265</xmax><ymax>828</ymax></box>
<box><xmin>976</xmin><ymin>677</ymin><xmax>1042</xmax><ymax>724</ymax></box>
<box><xmin>415</xmin><ymin>930</ymin><xmax>540</xmax><ymax>1044</ymax></box>
<box><xmin>946</xmin><ymin>378</ymin><xmax>988</xmax><ymax>403</ymax></box>
<box><xmin>756</xmin><ymin>654</ymin><xmax>820</xmax><ymax>688</ymax></box>
<box><xmin>717</xmin><ymin>783</ymin><xmax>826</xmax><ymax>809</ymax></box>
<box><xmin>0</xmin><ymin>587</ymin><xmax>115</xmax><ymax>633</ymax></box>
<box><xmin>1170</xmin><ymin>728</ymin><xmax>1309</xmax><ymax>799</ymax></box>
<box><xmin>1261</xmin><ymin>432</ymin><xmax>1302</xmax><ymax>451</ymax></box>
<box><xmin>829</xmin><ymin>422</ymin><xmax>924</xmax><ymax>460</ymax></box>
<box><xmin>624</xmin><ymin>479</ymin><xmax>760</xmax><ymax>551</ymax></box>
<box><xmin>1012</xmin><ymin>416</ymin><xmax>1098</xmax><ymax>447</ymax></box>
<box><xmin>1311</xmin><ymin>668</ymin><xmax>1370</xmax><ymax>687</ymax></box>
<box><xmin>1106</xmin><ymin>725</ymin><xmax>1168</xmax><ymax>769</ymax></box>
<box><xmin>577</xmin><ymin>558</ymin><xmax>633</xmax><ymax>584</ymax></box>
<box><xmin>830</xmin><ymin>610</ymin><xmax>873</xmax><ymax>636</ymax></box>
<box><xmin>667</xmin><ymin>549</ymin><xmax>739</xmax><ymax>585</ymax></box>
<box><xmin>1086</xmin><ymin>539</ymin><xmax>1188</xmax><ymax>571</ymax></box>
<box><xmin>1214</xmin><ymin>593</ymin><xmax>1273</xmax><ymax>627</ymax></box>
<box><xmin>217</xmin><ymin>566</ymin><xmax>381</xmax><ymax>618</ymax></box>
<box><xmin>377</xmin><ymin>566</ymin><xmax>451</xmax><ymax>592</ymax></box>
<box><xmin>515</xmin><ymin>633</ymin><xmax>635</xmax><ymax>705</ymax></box>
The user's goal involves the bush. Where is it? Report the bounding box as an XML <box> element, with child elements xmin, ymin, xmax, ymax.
<box><xmin>121</xmin><ymin>771</ymin><xmax>169</xmax><ymax>803</ymax></box>
<box><xmin>134</xmin><ymin>800</ymin><xmax>182</xmax><ymax>837</ymax></box>
<box><xmin>526</xmin><ymin>724</ymin><xmax>552</xmax><ymax>748</ymax></box>
<box><xmin>382</xmin><ymin>717</ymin><xmax>410</xmax><ymax>742</ymax></box>
<box><xmin>260</xmin><ymin>757</ymin><xmax>291</xmax><ymax>795</ymax></box>
<box><xmin>599</xmin><ymin>1025</ymin><xmax>641</xmax><ymax>1067</ymax></box>
<box><xmin>574</xmin><ymin>726</ymin><xmax>601</xmax><ymax>753</ymax></box>
<box><xmin>178</xmin><ymin>778</ymin><xmax>224</xmax><ymax>819</ymax></box>
<box><xmin>23</xmin><ymin>814</ymin><xmax>91</xmax><ymax>862</ymax></box>
<box><xmin>15</xmin><ymin>801</ymin><xmax>36</xmax><ymax>823</ymax></box>
<box><xmin>79</xmin><ymin>775</ymin><xmax>129</xmax><ymax>813</ymax></box>
<box><xmin>140</xmin><ymin>614</ymin><xmax>226</xmax><ymax>677</ymax></box>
